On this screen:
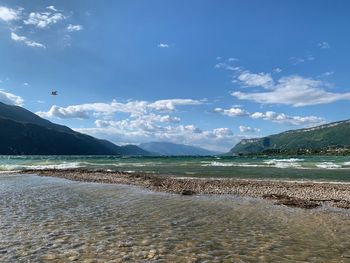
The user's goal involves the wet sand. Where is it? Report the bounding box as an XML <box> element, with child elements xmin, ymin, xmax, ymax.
<box><xmin>22</xmin><ymin>168</ymin><xmax>350</xmax><ymax>209</ymax></box>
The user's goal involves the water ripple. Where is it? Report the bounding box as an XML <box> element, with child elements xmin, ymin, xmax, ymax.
<box><xmin>1</xmin><ymin>174</ymin><xmax>350</xmax><ymax>262</ymax></box>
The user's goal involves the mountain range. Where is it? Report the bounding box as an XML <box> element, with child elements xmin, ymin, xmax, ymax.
<box><xmin>229</xmin><ymin>120</ymin><xmax>350</xmax><ymax>155</ymax></box>
<box><xmin>139</xmin><ymin>141</ymin><xmax>220</xmax><ymax>156</ymax></box>
<box><xmin>0</xmin><ymin>102</ymin><xmax>150</xmax><ymax>155</ymax></box>
<box><xmin>3</xmin><ymin>101</ymin><xmax>349</xmax><ymax>156</ymax></box>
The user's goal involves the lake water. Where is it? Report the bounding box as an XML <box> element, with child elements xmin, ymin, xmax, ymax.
<box><xmin>1</xmin><ymin>174</ymin><xmax>350</xmax><ymax>262</ymax></box>
<box><xmin>2</xmin><ymin>155</ymin><xmax>350</xmax><ymax>182</ymax></box>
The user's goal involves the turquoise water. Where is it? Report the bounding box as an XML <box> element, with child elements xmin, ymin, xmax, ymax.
<box><xmin>1</xmin><ymin>155</ymin><xmax>350</xmax><ymax>182</ymax></box>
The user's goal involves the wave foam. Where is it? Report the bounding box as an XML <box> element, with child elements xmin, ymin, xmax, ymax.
<box><xmin>0</xmin><ymin>162</ymin><xmax>82</xmax><ymax>171</ymax></box>
<box><xmin>263</xmin><ymin>159</ymin><xmax>304</xmax><ymax>169</ymax></box>
<box><xmin>316</xmin><ymin>162</ymin><xmax>342</xmax><ymax>169</ymax></box>
<box><xmin>201</xmin><ymin>161</ymin><xmax>260</xmax><ymax>167</ymax></box>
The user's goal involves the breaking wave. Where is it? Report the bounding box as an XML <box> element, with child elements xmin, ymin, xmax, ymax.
<box><xmin>0</xmin><ymin>156</ymin><xmax>350</xmax><ymax>174</ymax></box>
<box><xmin>263</xmin><ymin>159</ymin><xmax>304</xmax><ymax>169</ymax></box>
<box><xmin>201</xmin><ymin>161</ymin><xmax>260</xmax><ymax>167</ymax></box>
<box><xmin>316</xmin><ymin>162</ymin><xmax>342</xmax><ymax>169</ymax></box>
<box><xmin>0</xmin><ymin>162</ymin><xmax>82</xmax><ymax>171</ymax></box>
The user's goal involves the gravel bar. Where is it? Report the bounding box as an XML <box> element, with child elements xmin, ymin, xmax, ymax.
<box><xmin>21</xmin><ymin>168</ymin><xmax>350</xmax><ymax>210</ymax></box>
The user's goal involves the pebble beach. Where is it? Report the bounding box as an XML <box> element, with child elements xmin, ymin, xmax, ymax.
<box><xmin>23</xmin><ymin>168</ymin><xmax>350</xmax><ymax>210</ymax></box>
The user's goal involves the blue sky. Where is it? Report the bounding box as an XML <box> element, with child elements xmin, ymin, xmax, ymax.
<box><xmin>0</xmin><ymin>0</ymin><xmax>350</xmax><ymax>152</ymax></box>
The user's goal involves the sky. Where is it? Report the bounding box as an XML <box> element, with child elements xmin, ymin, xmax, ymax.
<box><xmin>0</xmin><ymin>0</ymin><xmax>350</xmax><ymax>152</ymax></box>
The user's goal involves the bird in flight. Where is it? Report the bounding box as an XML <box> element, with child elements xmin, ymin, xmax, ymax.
<box><xmin>51</xmin><ymin>91</ymin><xmax>58</xmax><ymax>96</ymax></box>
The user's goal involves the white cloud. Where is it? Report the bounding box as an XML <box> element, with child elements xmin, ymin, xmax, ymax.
<box><xmin>213</xmin><ymin>128</ymin><xmax>233</xmax><ymax>137</ymax></box>
<box><xmin>289</xmin><ymin>55</ymin><xmax>315</xmax><ymax>65</ymax></box>
<box><xmin>228</xmin><ymin>57</ymin><xmax>239</xmax><ymax>62</ymax></box>
<box><xmin>215</xmin><ymin>62</ymin><xmax>241</xmax><ymax>71</ymax></box>
<box><xmin>249</xmin><ymin>112</ymin><xmax>263</xmax><ymax>119</ymax></box>
<box><xmin>95</xmin><ymin>118</ymin><xmax>160</xmax><ymax>132</ymax></box>
<box><xmin>251</xmin><ymin>111</ymin><xmax>324</xmax><ymax>126</ymax></box>
<box><xmin>46</xmin><ymin>6</ymin><xmax>58</xmax><ymax>12</ymax></box>
<box><xmin>0</xmin><ymin>6</ymin><xmax>21</xmax><ymax>22</ymax></box>
<box><xmin>159</xmin><ymin>115</ymin><xmax>181</xmax><ymax>123</ymax></box>
<box><xmin>216</xmin><ymin>60</ymin><xmax>350</xmax><ymax>107</ymax></box>
<box><xmin>273</xmin><ymin>67</ymin><xmax>282</xmax><ymax>73</ymax></box>
<box><xmin>216</xmin><ymin>61</ymin><xmax>349</xmax><ymax>107</ymax></box>
<box><xmin>148</xmin><ymin>99</ymin><xmax>202</xmax><ymax>111</ymax></box>
<box><xmin>319</xmin><ymin>71</ymin><xmax>334</xmax><ymax>78</ymax></box>
<box><xmin>1</xmin><ymin>6</ymin><xmax>80</xmax><ymax>49</ymax></box>
<box><xmin>24</xmin><ymin>11</ymin><xmax>65</xmax><ymax>28</ymax></box>
<box><xmin>157</xmin><ymin>43</ymin><xmax>169</xmax><ymax>48</ymax></box>
<box><xmin>318</xmin><ymin>42</ymin><xmax>330</xmax><ymax>49</ymax></box>
<box><xmin>237</xmin><ymin>71</ymin><xmax>274</xmax><ymax>89</ymax></box>
<box><xmin>214</xmin><ymin>106</ymin><xmax>325</xmax><ymax>126</ymax></box>
<box><xmin>37</xmin><ymin>101</ymin><xmax>145</xmax><ymax>119</ymax></box>
<box><xmin>95</xmin><ymin>119</ymin><xmax>111</xmax><ymax>128</ymax></box>
<box><xmin>76</xmin><ymin>123</ymin><xmax>240</xmax><ymax>152</ymax></box>
<box><xmin>214</xmin><ymin>107</ymin><xmax>249</xmax><ymax>117</ymax></box>
<box><xmin>67</xmin><ymin>24</ymin><xmax>83</xmax><ymax>32</ymax></box>
<box><xmin>11</xmin><ymin>32</ymin><xmax>26</xmax><ymax>41</ymax></box>
<box><xmin>94</xmin><ymin>113</ymin><xmax>181</xmax><ymax>130</ymax></box>
<box><xmin>37</xmin><ymin>98</ymin><xmax>238</xmax><ymax>152</ymax></box>
<box><xmin>11</xmin><ymin>32</ymin><xmax>46</xmax><ymax>48</ymax></box>
<box><xmin>37</xmin><ymin>105</ymin><xmax>90</xmax><ymax>119</ymax></box>
<box><xmin>232</xmin><ymin>75</ymin><xmax>350</xmax><ymax>107</ymax></box>
<box><xmin>36</xmin><ymin>99</ymin><xmax>203</xmax><ymax>119</ymax></box>
<box><xmin>239</xmin><ymin>125</ymin><xmax>260</xmax><ymax>133</ymax></box>
<box><xmin>0</xmin><ymin>90</ymin><xmax>24</xmax><ymax>106</ymax></box>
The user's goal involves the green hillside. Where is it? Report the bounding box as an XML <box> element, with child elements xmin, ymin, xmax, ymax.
<box><xmin>0</xmin><ymin>102</ymin><xmax>70</xmax><ymax>132</ymax></box>
<box><xmin>0</xmin><ymin>102</ymin><xmax>150</xmax><ymax>155</ymax></box>
<box><xmin>229</xmin><ymin>120</ymin><xmax>350</xmax><ymax>155</ymax></box>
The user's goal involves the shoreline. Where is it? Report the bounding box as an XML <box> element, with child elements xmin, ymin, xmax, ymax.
<box><xmin>20</xmin><ymin>168</ymin><xmax>350</xmax><ymax>210</ymax></box>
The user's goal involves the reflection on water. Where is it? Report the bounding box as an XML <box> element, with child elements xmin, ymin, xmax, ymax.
<box><xmin>1</xmin><ymin>174</ymin><xmax>350</xmax><ymax>262</ymax></box>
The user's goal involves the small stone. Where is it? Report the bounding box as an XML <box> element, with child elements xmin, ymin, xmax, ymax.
<box><xmin>141</xmin><ymin>239</ymin><xmax>151</xmax><ymax>246</ymax></box>
<box><xmin>122</xmin><ymin>255</ymin><xmax>131</xmax><ymax>261</ymax></box>
<box><xmin>147</xmin><ymin>249</ymin><xmax>157</xmax><ymax>259</ymax></box>
<box><xmin>181</xmin><ymin>190</ymin><xmax>195</xmax><ymax>195</ymax></box>
<box><xmin>118</xmin><ymin>241</ymin><xmax>133</xmax><ymax>248</ymax></box>
<box><xmin>68</xmin><ymin>256</ymin><xmax>79</xmax><ymax>261</ymax></box>
<box><xmin>21</xmin><ymin>251</ymin><xmax>29</xmax><ymax>257</ymax></box>
<box><xmin>42</xmin><ymin>253</ymin><xmax>57</xmax><ymax>260</ymax></box>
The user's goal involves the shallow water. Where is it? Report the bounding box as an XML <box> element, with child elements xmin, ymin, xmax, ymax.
<box><xmin>1</xmin><ymin>174</ymin><xmax>350</xmax><ymax>262</ymax></box>
<box><xmin>2</xmin><ymin>155</ymin><xmax>350</xmax><ymax>182</ymax></box>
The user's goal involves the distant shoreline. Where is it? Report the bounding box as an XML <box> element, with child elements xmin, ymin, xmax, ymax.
<box><xmin>21</xmin><ymin>169</ymin><xmax>350</xmax><ymax>210</ymax></box>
